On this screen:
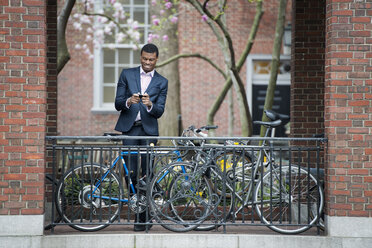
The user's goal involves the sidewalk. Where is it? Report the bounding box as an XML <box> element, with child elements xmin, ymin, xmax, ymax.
<box><xmin>1</xmin><ymin>225</ymin><xmax>371</xmax><ymax>248</ymax></box>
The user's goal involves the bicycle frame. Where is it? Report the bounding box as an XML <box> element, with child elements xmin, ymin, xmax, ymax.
<box><xmin>90</xmin><ymin>149</ymin><xmax>188</xmax><ymax>204</ymax></box>
<box><xmin>89</xmin><ymin>151</ymin><xmax>141</xmax><ymax>204</ymax></box>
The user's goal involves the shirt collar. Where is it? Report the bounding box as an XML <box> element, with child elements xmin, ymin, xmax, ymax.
<box><xmin>140</xmin><ymin>67</ymin><xmax>155</xmax><ymax>77</ymax></box>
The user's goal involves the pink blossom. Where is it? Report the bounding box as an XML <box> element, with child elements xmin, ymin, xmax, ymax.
<box><xmin>165</xmin><ymin>2</ymin><xmax>172</xmax><ymax>9</ymax></box>
<box><xmin>170</xmin><ymin>16</ymin><xmax>178</xmax><ymax>23</ymax></box>
<box><xmin>162</xmin><ymin>35</ymin><xmax>169</xmax><ymax>41</ymax></box>
<box><xmin>148</xmin><ymin>33</ymin><xmax>160</xmax><ymax>43</ymax></box>
<box><xmin>201</xmin><ymin>14</ymin><xmax>208</xmax><ymax>22</ymax></box>
<box><xmin>148</xmin><ymin>34</ymin><xmax>153</xmax><ymax>43</ymax></box>
<box><xmin>151</xmin><ymin>0</ymin><xmax>156</xmax><ymax>6</ymax></box>
<box><xmin>152</xmin><ymin>18</ymin><xmax>160</xmax><ymax>26</ymax></box>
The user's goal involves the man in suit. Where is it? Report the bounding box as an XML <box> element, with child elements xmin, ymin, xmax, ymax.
<box><xmin>114</xmin><ymin>43</ymin><xmax>168</xmax><ymax>231</ymax></box>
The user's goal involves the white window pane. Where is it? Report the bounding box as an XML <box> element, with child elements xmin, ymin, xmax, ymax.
<box><xmin>103</xmin><ymin>86</ymin><xmax>116</xmax><ymax>103</ymax></box>
<box><xmin>133</xmin><ymin>50</ymin><xmax>141</xmax><ymax>64</ymax></box>
<box><xmin>133</xmin><ymin>8</ymin><xmax>145</xmax><ymax>23</ymax></box>
<box><xmin>104</xmin><ymin>33</ymin><xmax>115</xmax><ymax>43</ymax></box>
<box><xmin>104</xmin><ymin>67</ymin><xmax>115</xmax><ymax>83</ymax></box>
<box><xmin>135</xmin><ymin>0</ymin><xmax>145</xmax><ymax>4</ymax></box>
<box><xmin>118</xmin><ymin>48</ymin><xmax>130</xmax><ymax>64</ymax></box>
<box><xmin>118</xmin><ymin>0</ymin><xmax>130</xmax><ymax>4</ymax></box>
<box><xmin>137</xmin><ymin>28</ymin><xmax>145</xmax><ymax>43</ymax></box>
<box><xmin>104</xmin><ymin>49</ymin><xmax>115</xmax><ymax>64</ymax></box>
<box><xmin>118</xmin><ymin>67</ymin><xmax>126</xmax><ymax>76</ymax></box>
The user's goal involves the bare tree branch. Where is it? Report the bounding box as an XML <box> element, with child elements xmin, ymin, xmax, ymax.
<box><xmin>57</xmin><ymin>0</ymin><xmax>76</xmax><ymax>73</ymax></box>
<box><xmin>156</xmin><ymin>53</ymin><xmax>227</xmax><ymax>79</ymax></box>
<box><xmin>207</xmin><ymin>1</ymin><xmax>263</xmax><ymax>135</ymax></box>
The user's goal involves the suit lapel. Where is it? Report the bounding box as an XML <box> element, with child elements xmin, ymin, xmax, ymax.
<box><xmin>145</xmin><ymin>71</ymin><xmax>158</xmax><ymax>93</ymax></box>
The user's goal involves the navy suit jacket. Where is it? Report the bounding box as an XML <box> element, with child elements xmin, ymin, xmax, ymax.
<box><xmin>114</xmin><ymin>66</ymin><xmax>168</xmax><ymax>136</ymax></box>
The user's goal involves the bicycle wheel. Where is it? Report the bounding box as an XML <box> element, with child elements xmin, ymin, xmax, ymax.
<box><xmin>254</xmin><ymin>165</ymin><xmax>324</xmax><ymax>234</ymax></box>
<box><xmin>149</xmin><ymin>162</ymin><xmax>215</xmax><ymax>232</ymax></box>
<box><xmin>213</xmin><ymin>151</ymin><xmax>253</xmax><ymax>197</ymax></box>
<box><xmin>55</xmin><ymin>163</ymin><xmax>124</xmax><ymax>232</ymax></box>
<box><xmin>194</xmin><ymin>163</ymin><xmax>236</xmax><ymax>231</ymax></box>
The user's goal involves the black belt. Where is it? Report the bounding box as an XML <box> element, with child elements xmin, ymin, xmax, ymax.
<box><xmin>133</xmin><ymin>120</ymin><xmax>142</xmax><ymax>126</ymax></box>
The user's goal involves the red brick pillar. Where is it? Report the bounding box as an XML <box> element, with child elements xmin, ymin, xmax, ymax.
<box><xmin>291</xmin><ymin>0</ymin><xmax>325</xmax><ymax>139</ymax></box>
<box><xmin>324</xmin><ymin>0</ymin><xmax>372</xmax><ymax>236</ymax></box>
<box><xmin>0</xmin><ymin>0</ymin><xmax>47</xmax><ymax>235</ymax></box>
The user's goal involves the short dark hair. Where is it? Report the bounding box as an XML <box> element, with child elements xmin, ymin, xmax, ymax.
<box><xmin>141</xmin><ymin>43</ymin><xmax>159</xmax><ymax>57</ymax></box>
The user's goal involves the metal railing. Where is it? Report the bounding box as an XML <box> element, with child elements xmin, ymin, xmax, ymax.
<box><xmin>45</xmin><ymin>135</ymin><xmax>326</xmax><ymax>235</ymax></box>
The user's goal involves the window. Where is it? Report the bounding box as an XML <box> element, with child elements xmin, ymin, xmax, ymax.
<box><xmin>92</xmin><ymin>0</ymin><xmax>150</xmax><ymax>112</ymax></box>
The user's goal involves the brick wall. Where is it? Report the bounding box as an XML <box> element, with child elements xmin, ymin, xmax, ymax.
<box><xmin>0</xmin><ymin>0</ymin><xmax>47</xmax><ymax>215</ymax></box>
<box><xmin>45</xmin><ymin>0</ymin><xmax>57</xmax><ymax>202</ymax></box>
<box><xmin>291</xmin><ymin>0</ymin><xmax>325</xmax><ymax>139</ymax></box>
<box><xmin>324</xmin><ymin>0</ymin><xmax>372</xmax><ymax>217</ymax></box>
<box><xmin>46</xmin><ymin>0</ymin><xmax>57</xmax><ymax>137</ymax></box>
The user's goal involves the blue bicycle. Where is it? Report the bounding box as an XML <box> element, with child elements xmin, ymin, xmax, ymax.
<box><xmin>55</xmin><ymin>137</ymin><xmax>216</xmax><ymax>232</ymax></box>
<box><xmin>55</xmin><ymin>150</ymin><xmax>153</xmax><ymax>231</ymax></box>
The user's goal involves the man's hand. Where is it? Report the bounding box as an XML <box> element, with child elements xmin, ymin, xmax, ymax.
<box><xmin>127</xmin><ymin>93</ymin><xmax>141</xmax><ymax>107</ymax></box>
<box><xmin>141</xmin><ymin>93</ymin><xmax>152</xmax><ymax>109</ymax></box>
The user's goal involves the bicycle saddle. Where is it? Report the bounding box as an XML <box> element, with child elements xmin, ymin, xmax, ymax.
<box><xmin>264</xmin><ymin>109</ymin><xmax>290</xmax><ymax>125</ymax></box>
<box><xmin>253</xmin><ymin>119</ymin><xmax>282</xmax><ymax>128</ymax></box>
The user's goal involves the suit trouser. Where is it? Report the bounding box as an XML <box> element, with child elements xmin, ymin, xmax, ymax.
<box><xmin>122</xmin><ymin>124</ymin><xmax>157</xmax><ymax>223</ymax></box>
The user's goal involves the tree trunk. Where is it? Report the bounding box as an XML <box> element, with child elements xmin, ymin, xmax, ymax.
<box><xmin>206</xmin><ymin>1</ymin><xmax>263</xmax><ymax>136</ymax></box>
<box><xmin>57</xmin><ymin>0</ymin><xmax>75</xmax><ymax>74</ymax></box>
<box><xmin>259</xmin><ymin>0</ymin><xmax>287</xmax><ymax>137</ymax></box>
<box><xmin>151</xmin><ymin>5</ymin><xmax>181</xmax><ymax>141</ymax></box>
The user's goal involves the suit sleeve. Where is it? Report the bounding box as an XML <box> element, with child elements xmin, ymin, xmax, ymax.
<box><xmin>149</xmin><ymin>79</ymin><xmax>168</xmax><ymax>119</ymax></box>
<box><xmin>115</xmin><ymin>71</ymin><xmax>129</xmax><ymax>112</ymax></box>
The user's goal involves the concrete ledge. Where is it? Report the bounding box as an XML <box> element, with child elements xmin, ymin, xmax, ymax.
<box><xmin>1</xmin><ymin>234</ymin><xmax>372</xmax><ymax>248</ymax></box>
<box><xmin>0</xmin><ymin>215</ymin><xmax>44</xmax><ymax>236</ymax></box>
<box><xmin>326</xmin><ymin>216</ymin><xmax>372</xmax><ymax>238</ymax></box>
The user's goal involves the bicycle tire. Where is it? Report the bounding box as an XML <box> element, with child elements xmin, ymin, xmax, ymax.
<box><xmin>149</xmin><ymin>162</ymin><xmax>214</xmax><ymax>232</ymax></box>
<box><xmin>254</xmin><ymin>165</ymin><xmax>324</xmax><ymax>234</ymax></box>
<box><xmin>194</xmin><ymin>163</ymin><xmax>236</xmax><ymax>231</ymax></box>
<box><xmin>55</xmin><ymin>163</ymin><xmax>124</xmax><ymax>232</ymax></box>
<box><xmin>212</xmin><ymin>151</ymin><xmax>254</xmax><ymax>197</ymax></box>
<box><xmin>194</xmin><ymin>151</ymin><xmax>254</xmax><ymax>231</ymax></box>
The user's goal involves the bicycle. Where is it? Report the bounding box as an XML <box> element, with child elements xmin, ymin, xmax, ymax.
<box><xmin>149</xmin><ymin>110</ymin><xmax>324</xmax><ymax>234</ymax></box>
<box><xmin>54</xmin><ymin>130</ymin><xmax>220</xmax><ymax>232</ymax></box>
<box><xmin>55</xmin><ymin>148</ymin><xmax>153</xmax><ymax>232</ymax></box>
<box><xmin>147</xmin><ymin>125</ymin><xmax>253</xmax><ymax>232</ymax></box>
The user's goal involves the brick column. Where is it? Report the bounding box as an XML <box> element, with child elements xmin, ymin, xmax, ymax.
<box><xmin>291</xmin><ymin>0</ymin><xmax>325</xmax><ymax>139</ymax></box>
<box><xmin>0</xmin><ymin>0</ymin><xmax>47</xmax><ymax>235</ymax></box>
<box><xmin>324</xmin><ymin>0</ymin><xmax>372</xmax><ymax>237</ymax></box>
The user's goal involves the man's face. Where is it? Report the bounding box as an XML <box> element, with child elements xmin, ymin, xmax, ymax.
<box><xmin>141</xmin><ymin>51</ymin><xmax>158</xmax><ymax>73</ymax></box>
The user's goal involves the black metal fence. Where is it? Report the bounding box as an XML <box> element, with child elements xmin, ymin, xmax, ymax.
<box><xmin>45</xmin><ymin>136</ymin><xmax>326</xmax><ymax>235</ymax></box>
